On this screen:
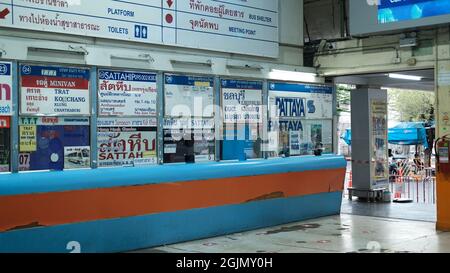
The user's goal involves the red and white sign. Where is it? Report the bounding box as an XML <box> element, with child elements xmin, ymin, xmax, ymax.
<box><xmin>0</xmin><ymin>116</ymin><xmax>10</xmax><ymax>128</ymax></box>
<box><xmin>20</xmin><ymin>65</ymin><xmax>90</xmax><ymax>116</ymax></box>
<box><xmin>0</xmin><ymin>61</ymin><xmax>12</xmax><ymax>116</ymax></box>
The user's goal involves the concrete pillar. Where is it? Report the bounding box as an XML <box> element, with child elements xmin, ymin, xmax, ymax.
<box><xmin>351</xmin><ymin>88</ymin><xmax>389</xmax><ymax>199</ymax></box>
<box><xmin>436</xmin><ymin>27</ymin><xmax>450</xmax><ymax>231</ymax></box>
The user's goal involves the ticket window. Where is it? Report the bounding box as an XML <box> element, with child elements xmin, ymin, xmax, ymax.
<box><xmin>267</xmin><ymin>82</ymin><xmax>335</xmax><ymax>158</ymax></box>
<box><xmin>0</xmin><ymin>117</ymin><xmax>11</xmax><ymax>172</ymax></box>
<box><xmin>163</xmin><ymin>74</ymin><xmax>216</xmax><ymax>164</ymax></box>
<box><xmin>220</xmin><ymin>79</ymin><xmax>264</xmax><ymax>161</ymax></box>
<box><xmin>221</xmin><ymin>122</ymin><xmax>263</xmax><ymax>160</ymax></box>
<box><xmin>18</xmin><ymin>65</ymin><xmax>91</xmax><ymax>172</ymax></box>
<box><xmin>97</xmin><ymin>70</ymin><xmax>158</xmax><ymax>168</ymax></box>
<box><xmin>267</xmin><ymin>119</ymin><xmax>333</xmax><ymax>158</ymax></box>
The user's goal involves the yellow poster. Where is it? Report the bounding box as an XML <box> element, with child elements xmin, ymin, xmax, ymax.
<box><xmin>19</xmin><ymin>125</ymin><xmax>37</xmax><ymax>152</ymax></box>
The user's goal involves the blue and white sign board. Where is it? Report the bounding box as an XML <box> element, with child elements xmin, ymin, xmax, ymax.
<box><xmin>164</xmin><ymin>74</ymin><xmax>214</xmax><ymax>118</ymax></box>
<box><xmin>98</xmin><ymin>70</ymin><xmax>157</xmax><ymax>117</ymax></box>
<box><xmin>221</xmin><ymin>79</ymin><xmax>263</xmax><ymax>124</ymax></box>
<box><xmin>0</xmin><ymin>0</ymin><xmax>279</xmax><ymax>58</ymax></box>
<box><xmin>268</xmin><ymin>82</ymin><xmax>333</xmax><ymax>121</ymax></box>
<box><xmin>0</xmin><ymin>62</ymin><xmax>13</xmax><ymax>116</ymax></box>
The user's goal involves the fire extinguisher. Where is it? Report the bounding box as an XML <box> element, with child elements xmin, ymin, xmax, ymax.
<box><xmin>435</xmin><ymin>134</ymin><xmax>450</xmax><ymax>174</ymax></box>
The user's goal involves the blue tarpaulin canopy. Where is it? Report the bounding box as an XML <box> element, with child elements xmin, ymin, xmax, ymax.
<box><xmin>341</xmin><ymin>122</ymin><xmax>429</xmax><ymax>149</ymax></box>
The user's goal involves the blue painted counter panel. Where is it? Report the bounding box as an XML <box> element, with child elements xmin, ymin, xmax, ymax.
<box><xmin>0</xmin><ymin>155</ymin><xmax>346</xmax><ymax>196</ymax></box>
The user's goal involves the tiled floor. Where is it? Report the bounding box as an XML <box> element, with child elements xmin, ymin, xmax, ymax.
<box><xmin>341</xmin><ymin>198</ymin><xmax>436</xmax><ymax>222</ymax></box>
<box><xmin>133</xmin><ymin>213</ymin><xmax>450</xmax><ymax>253</ymax></box>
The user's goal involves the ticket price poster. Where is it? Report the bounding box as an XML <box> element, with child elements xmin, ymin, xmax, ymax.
<box><xmin>98</xmin><ymin>70</ymin><xmax>157</xmax><ymax>116</ymax></box>
<box><xmin>163</xmin><ymin>117</ymin><xmax>215</xmax><ymax>163</ymax></box>
<box><xmin>18</xmin><ymin>117</ymin><xmax>90</xmax><ymax>171</ymax></box>
<box><xmin>221</xmin><ymin>80</ymin><xmax>263</xmax><ymax>124</ymax></box>
<box><xmin>20</xmin><ymin>65</ymin><xmax>90</xmax><ymax>115</ymax></box>
<box><xmin>165</xmin><ymin>75</ymin><xmax>214</xmax><ymax>118</ymax></box>
<box><xmin>371</xmin><ymin>100</ymin><xmax>389</xmax><ymax>184</ymax></box>
<box><xmin>97</xmin><ymin>118</ymin><xmax>157</xmax><ymax>168</ymax></box>
<box><xmin>0</xmin><ymin>61</ymin><xmax>13</xmax><ymax>116</ymax></box>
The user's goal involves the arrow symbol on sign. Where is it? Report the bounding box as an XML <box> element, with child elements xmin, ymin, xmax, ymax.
<box><xmin>167</xmin><ymin>0</ymin><xmax>173</xmax><ymax>8</ymax></box>
<box><xmin>0</xmin><ymin>8</ymin><xmax>10</xmax><ymax>19</ymax></box>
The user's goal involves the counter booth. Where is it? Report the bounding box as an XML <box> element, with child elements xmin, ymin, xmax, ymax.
<box><xmin>0</xmin><ymin>61</ymin><xmax>346</xmax><ymax>253</ymax></box>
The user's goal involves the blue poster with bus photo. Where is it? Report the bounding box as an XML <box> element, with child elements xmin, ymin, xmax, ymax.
<box><xmin>379</xmin><ymin>0</ymin><xmax>450</xmax><ymax>24</ymax></box>
<box><xmin>19</xmin><ymin>117</ymin><xmax>90</xmax><ymax>171</ymax></box>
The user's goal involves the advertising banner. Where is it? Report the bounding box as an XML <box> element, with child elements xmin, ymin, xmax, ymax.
<box><xmin>0</xmin><ymin>0</ymin><xmax>279</xmax><ymax>58</ymax></box>
<box><xmin>221</xmin><ymin>79</ymin><xmax>263</xmax><ymax>124</ymax></box>
<box><xmin>371</xmin><ymin>100</ymin><xmax>389</xmax><ymax>184</ymax></box>
<box><xmin>98</xmin><ymin>70</ymin><xmax>157</xmax><ymax>116</ymax></box>
<box><xmin>20</xmin><ymin>65</ymin><xmax>90</xmax><ymax>116</ymax></box>
<box><xmin>18</xmin><ymin>117</ymin><xmax>90</xmax><ymax>171</ymax></box>
<box><xmin>98</xmin><ymin>126</ymin><xmax>157</xmax><ymax>168</ymax></box>
<box><xmin>0</xmin><ymin>62</ymin><xmax>13</xmax><ymax>116</ymax></box>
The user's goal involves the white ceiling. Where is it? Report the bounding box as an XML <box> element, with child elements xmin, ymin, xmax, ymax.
<box><xmin>333</xmin><ymin>69</ymin><xmax>435</xmax><ymax>92</ymax></box>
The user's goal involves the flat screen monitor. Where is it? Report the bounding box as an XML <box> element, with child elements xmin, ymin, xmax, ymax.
<box><xmin>350</xmin><ymin>0</ymin><xmax>450</xmax><ymax>36</ymax></box>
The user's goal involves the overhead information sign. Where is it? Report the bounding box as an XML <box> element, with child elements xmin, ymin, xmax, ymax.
<box><xmin>0</xmin><ymin>0</ymin><xmax>279</xmax><ymax>58</ymax></box>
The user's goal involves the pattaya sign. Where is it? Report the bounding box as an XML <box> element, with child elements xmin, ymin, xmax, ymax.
<box><xmin>0</xmin><ymin>62</ymin><xmax>13</xmax><ymax>116</ymax></box>
<box><xmin>269</xmin><ymin>82</ymin><xmax>333</xmax><ymax>120</ymax></box>
<box><xmin>98</xmin><ymin>70</ymin><xmax>157</xmax><ymax>116</ymax></box>
<box><xmin>221</xmin><ymin>79</ymin><xmax>263</xmax><ymax>124</ymax></box>
<box><xmin>20</xmin><ymin>65</ymin><xmax>90</xmax><ymax>115</ymax></box>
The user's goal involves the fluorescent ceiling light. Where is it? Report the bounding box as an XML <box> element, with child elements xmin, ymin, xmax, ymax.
<box><xmin>388</xmin><ymin>73</ymin><xmax>422</xmax><ymax>81</ymax></box>
<box><xmin>269</xmin><ymin>69</ymin><xmax>317</xmax><ymax>82</ymax></box>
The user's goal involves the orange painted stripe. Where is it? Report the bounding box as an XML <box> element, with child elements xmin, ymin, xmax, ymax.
<box><xmin>0</xmin><ymin>168</ymin><xmax>345</xmax><ymax>232</ymax></box>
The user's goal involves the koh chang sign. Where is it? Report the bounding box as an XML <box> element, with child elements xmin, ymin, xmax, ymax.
<box><xmin>221</xmin><ymin>79</ymin><xmax>263</xmax><ymax>124</ymax></box>
<box><xmin>20</xmin><ymin>65</ymin><xmax>90</xmax><ymax>116</ymax></box>
<box><xmin>0</xmin><ymin>0</ymin><xmax>279</xmax><ymax>58</ymax></box>
<box><xmin>98</xmin><ymin>70</ymin><xmax>157</xmax><ymax>116</ymax></box>
<box><xmin>0</xmin><ymin>62</ymin><xmax>13</xmax><ymax>116</ymax></box>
